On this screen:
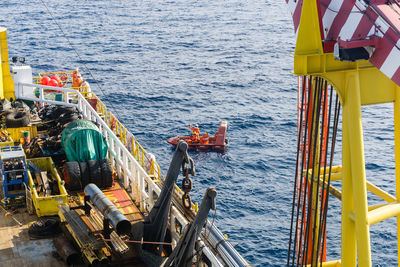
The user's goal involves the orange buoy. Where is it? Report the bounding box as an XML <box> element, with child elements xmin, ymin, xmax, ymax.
<box><xmin>50</xmin><ymin>75</ymin><xmax>60</xmax><ymax>81</ymax></box>
<box><xmin>40</xmin><ymin>76</ymin><xmax>51</xmax><ymax>85</ymax></box>
<box><xmin>48</xmin><ymin>79</ymin><xmax>59</xmax><ymax>87</ymax></box>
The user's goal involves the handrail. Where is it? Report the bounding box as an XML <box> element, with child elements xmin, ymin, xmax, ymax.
<box><xmin>81</xmin><ymin>91</ymin><xmax>162</xmax><ymax>179</ymax></box>
<box><xmin>34</xmin><ymin>74</ymin><xmax>163</xmax><ymax>181</ymax></box>
<box><xmin>14</xmin><ymin>82</ymin><xmax>224</xmax><ymax>266</ymax></box>
<box><xmin>30</xmin><ymin>76</ymin><xmax>193</xmax><ymax>208</ymax></box>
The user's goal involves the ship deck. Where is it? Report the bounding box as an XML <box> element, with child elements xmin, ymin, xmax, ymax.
<box><xmin>0</xmin><ymin>181</ymin><xmax>145</xmax><ymax>266</ymax></box>
<box><xmin>0</xmin><ymin>211</ymin><xmax>66</xmax><ymax>266</ymax></box>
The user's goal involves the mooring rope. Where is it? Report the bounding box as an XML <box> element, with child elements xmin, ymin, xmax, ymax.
<box><xmin>314</xmin><ymin>82</ymin><xmax>333</xmax><ymax>265</ymax></box>
<box><xmin>301</xmin><ymin>77</ymin><xmax>324</xmax><ymax>266</ymax></box>
<box><xmin>287</xmin><ymin>76</ymin><xmax>307</xmax><ymax>266</ymax></box>
<box><xmin>297</xmin><ymin>75</ymin><xmax>321</xmax><ymax>266</ymax></box>
<box><xmin>319</xmin><ymin>95</ymin><xmax>340</xmax><ymax>267</ymax></box>
<box><xmin>287</xmin><ymin>76</ymin><xmax>340</xmax><ymax>266</ymax></box>
<box><xmin>293</xmin><ymin>76</ymin><xmax>314</xmax><ymax>266</ymax></box>
<box><xmin>310</xmin><ymin>78</ymin><xmax>328</xmax><ymax>265</ymax></box>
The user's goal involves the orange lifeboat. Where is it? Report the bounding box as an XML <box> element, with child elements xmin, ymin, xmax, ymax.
<box><xmin>167</xmin><ymin>121</ymin><xmax>228</xmax><ymax>150</ymax></box>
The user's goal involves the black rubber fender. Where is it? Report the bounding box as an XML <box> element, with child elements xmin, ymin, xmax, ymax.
<box><xmin>99</xmin><ymin>159</ymin><xmax>113</xmax><ymax>188</ymax></box>
<box><xmin>5</xmin><ymin>110</ymin><xmax>30</xmax><ymax>128</ymax></box>
<box><xmin>65</xmin><ymin>161</ymin><xmax>81</xmax><ymax>191</ymax></box>
<box><xmin>52</xmin><ymin>106</ymin><xmax>77</xmax><ymax>118</ymax></box>
<box><xmin>28</xmin><ymin>217</ymin><xmax>61</xmax><ymax>239</ymax></box>
<box><xmin>79</xmin><ymin>161</ymin><xmax>90</xmax><ymax>187</ymax></box>
<box><xmin>88</xmin><ymin>160</ymin><xmax>102</xmax><ymax>188</ymax></box>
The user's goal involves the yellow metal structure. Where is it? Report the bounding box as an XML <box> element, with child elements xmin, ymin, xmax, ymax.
<box><xmin>0</xmin><ymin>137</ymin><xmax>13</xmax><ymax>148</ymax></box>
<box><xmin>7</xmin><ymin>125</ymin><xmax>37</xmax><ymax>143</ymax></box>
<box><xmin>294</xmin><ymin>0</ymin><xmax>400</xmax><ymax>266</ymax></box>
<box><xmin>0</xmin><ymin>27</ymin><xmax>14</xmax><ymax>100</ymax></box>
<box><xmin>27</xmin><ymin>157</ymin><xmax>68</xmax><ymax>217</ymax></box>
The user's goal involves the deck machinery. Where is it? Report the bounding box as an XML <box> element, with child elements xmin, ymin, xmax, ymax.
<box><xmin>0</xmin><ymin>146</ymin><xmax>28</xmax><ymax>198</ymax></box>
<box><xmin>286</xmin><ymin>0</ymin><xmax>400</xmax><ymax>266</ymax></box>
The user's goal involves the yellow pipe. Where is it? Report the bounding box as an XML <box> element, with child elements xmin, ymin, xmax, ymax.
<box><xmin>306</xmin><ymin>259</ymin><xmax>341</xmax><ymax>267</ymax></box>
<box><xmin>366</xmin><ymin>181</ymin><xmax>396</xmax><ymax>203</ymax></box>
<box><xmin>0</xmin><ymin>33</ymin><xmax>3</xmax><ymax>100</ymax></box>
<box><xmin>303</xmin><ymin>165</ymin><xmax>342</xmax><ymax>176</ymax></box>
<box><xmin>368</xmin><ymin>203</ymin><xmax>387</xmax><ymax>212</ymax></box>
<box><xmin>345</xmin><ymin>71</ymin><xmax>371</xmax><ymax>266</ymax></box>
<box><xmin>341</xmin><ymin>93</ymin><xmax>356</xmax><ymax>266</ymax></box>
<box><xmin>329</xmin><ymin>173</ymin><xmax>342</xmax><ymax>181</ymax></box>
<box><xmin>367</xmin><ymin>202</ymin><xmax>400</xmax><ymax>226</ymax></box>
<box><xmin>0</xmin><ymin>27</ymin><xmax>14</xmax><ymax>100</ymax></box>
<box><xmin>394</xmin><ymin>85</ymin><xmax>400</xmax><ymax>266</ymax></box>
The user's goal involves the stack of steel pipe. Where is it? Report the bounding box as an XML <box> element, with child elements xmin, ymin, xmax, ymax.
<box><xmin>84</xmin><ymin>183</ymin><xmax>132</xmax><ymax>235</ymax></box>
<box><xmin>88</xmin><ymin>206</ymin><xmax>129</xmax><ymax>254</ymax></box>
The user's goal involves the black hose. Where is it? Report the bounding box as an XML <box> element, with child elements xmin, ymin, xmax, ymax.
<box><xmin>315</xmin><ymin>82</ymin><xmax>333</xmax><ymax>264</ymax></box>
<box><xmin>319</xmin><ymin>95</ymin><xmax>340</xmax><ymax>266</ymax></box>
<box><xmin>288</xmin><ymin>76</ymin><xmax>341</xmax><ymax>266</ymax></box>
<box><xmin>287</xmin><ymin>76</ymin><xmax>307</xmax><ymax>266</ymax></box>
<box><xmin>296</xmin><ymin>76</ymin><xmax>319</xmax><ymax>266</ymax></box>
<box><xmin>301</xmin><ymin>77</ymin><xmax>324</xmax><ymax>266</ymax></box>
<box><xmin>292</xmin><ymin>76</ymin><xmax>314</xmax><ymax>266</ymax></box>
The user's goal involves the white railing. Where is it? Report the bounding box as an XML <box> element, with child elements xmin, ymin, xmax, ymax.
<box><xmin>15</xmin><ymin>82</ymin><xmax>224</xmax><ymax>266</ymax></box>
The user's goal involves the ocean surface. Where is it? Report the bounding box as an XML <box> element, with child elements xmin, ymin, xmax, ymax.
<box><xmin>0</xmin><ymin>0</ymin><xmax>398</xmax><ymax>266</ymax></box>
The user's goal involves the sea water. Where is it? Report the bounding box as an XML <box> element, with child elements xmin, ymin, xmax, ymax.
<box><xmin>0</xmin><ymin>0</ymin><xmax>397</xmax><ymax>266</ymax></box>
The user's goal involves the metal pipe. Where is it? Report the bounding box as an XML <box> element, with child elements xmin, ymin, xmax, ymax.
<box><xmin>90</xmin><ymin>207</ymin><xmax>129</xmax><ymax>254</ymax></box>
<box><xmin>197</xmin><ymin>240</ymin><xmax>224</xmax><ymax>267</ymax></box>
<box><xmin>53</xmin><ymin>236</ymin><xmax>81</xmax><ymax>265</ymax></box>
<box><xmin>205</xmin><ymin>222</ymin><xmax>250</xmax><ymax>267</ymax></box>
<box><xmin>84</xmin><ymin>183</ymin><xmax>131</xmax><ymax>235</ymax></box>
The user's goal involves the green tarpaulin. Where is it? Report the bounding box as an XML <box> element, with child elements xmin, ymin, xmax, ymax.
<box><xmin>61</xmin><ymin>120</ymin><xmax>108</xmax><ymax>162</ymax></box>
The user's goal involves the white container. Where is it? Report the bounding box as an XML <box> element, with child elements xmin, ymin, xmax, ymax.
<box><xmin>12</xmin><ymin>65</ymin><xmax>34</xmax><ymax>99</ymax></box>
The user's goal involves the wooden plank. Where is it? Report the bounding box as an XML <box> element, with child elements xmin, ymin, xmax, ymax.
<box><xmin>34</xmin><ymin>171</ymin><xmax>43</xmax><ymax>194</ymax></box>
<box><xmin>40</xmin><ymin>171</ymin><xmax>51</xmax><ymax>197</ymax></box>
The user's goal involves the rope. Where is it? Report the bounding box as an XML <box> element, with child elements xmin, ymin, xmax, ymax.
<box><xmin>292</xmin><ymin>76</ymin><xmax>314</xmax><ymax>266</ymax></box>
<box><xmin>301</xmin><ymin>77</ymin><xmax>324</xmax><ymax>266</ymax></box>
<box><xmin>297</xmin><ymin>76</ymin><xmax>320</xmax><ymax>266</ymax></box>
<box><xmin>310</xmin><ymin>78</ymin><xmax>328</xmax><ymax>265</ymax></box>
<box><xmin>319</xmin><ymin>95</ymin><xmax>340</xmax><ymax>267</ymax></box>
<box><xmin>315</xmin><ymin>83</ymin><xmax>333</xmax><ymax>264</ymax></box>
<box><xmin>288</xmin><ymin>76</ymin><xmax>341</xmax><ymax>266</ymax></box>
<box><xmin>38</xmin><ymin>0</ymin><xmax>125</xmax><ymax>124</ymax></box>
<box><xmin>101</xmin><ymin>236</ymin><xmax>172</xmax><ymax>246</ymax></box>
<box><xmin>287</xmin><ymin>76</ymin><xmax>307</xmax><ymax>266</ymax></box>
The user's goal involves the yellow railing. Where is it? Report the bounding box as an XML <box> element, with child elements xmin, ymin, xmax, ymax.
<box><xmin>81</xmin><ymin>90</ymin><xmax>162</xmax><ymax>181</ymax></box>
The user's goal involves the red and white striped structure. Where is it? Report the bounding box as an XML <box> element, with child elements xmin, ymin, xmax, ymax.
<box><xmin>286</xmin><ymin>0</ymin><xmax>400</xmax><ymax>86</ymax></box>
